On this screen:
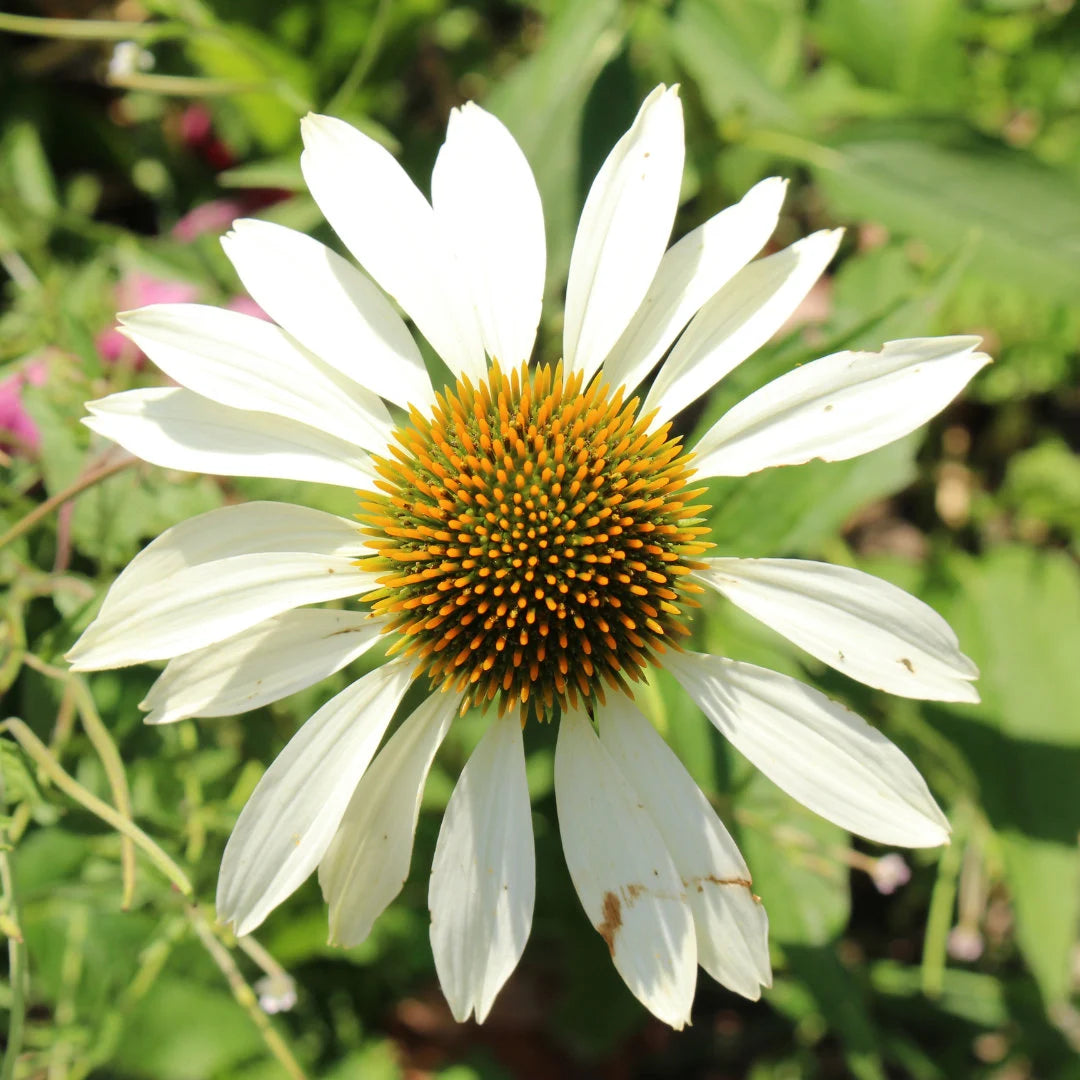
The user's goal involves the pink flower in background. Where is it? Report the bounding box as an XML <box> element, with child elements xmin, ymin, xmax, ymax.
<box><xmin>172</xmin><ymin>198</ymin><xmax>247</xmax><ymax>242</ymax></box>
<box><xmin>0</xmin><ymin>358</ymin><xmax>48</xmax><ymax>453</ymax></box>
<box><xmin>179</xmin><ymin>104</ymin><xmax>236</xmax><ymax>171</ymax></box>
<box><xmin>871</xmin><ymin>853</ymin><xmax>912</xmax><ymax>895</ymax></box>
<box><xmin>225</xmin><ymin>295</ymin><xmax>271</xmax><ymax>321</ymax></box>
<box><xmin>947</xmin><ymin>925</ymin><xmax>985</xmax><ymax>962</ymax></box>
<box><xmin>97</xmin><ymin>273</ymin><xmax>200</xmax><ymax>365</ymax></box>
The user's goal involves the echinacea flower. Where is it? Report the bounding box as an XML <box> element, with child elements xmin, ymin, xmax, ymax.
<box><xmin>68</xmin><ymin>86</ymin><xmax>987</xmax><ymax>1029</ymax></box>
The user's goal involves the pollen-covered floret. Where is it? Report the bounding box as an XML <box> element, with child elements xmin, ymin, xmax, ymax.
<box><xmin>357</xmin><ymin>361</ymin><xmax>711</xmax><ymax>718</ymax></box>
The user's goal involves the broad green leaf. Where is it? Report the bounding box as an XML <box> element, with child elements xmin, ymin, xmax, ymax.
<box><xmin>812</xmin><ymin>134</ymin><xmax>1080</xmax><ymax>302</ymax></box>
<box><xmin>21</xmin><ymin>384</ymin><xmax>84</xmax><ymax>497</ymax></box>
<box><xmin>870</xmin><ymin>960</ymin><xmax>1008</xmax><ymax>1028</ymax></box>
<box><xmin>701</xmin><ymin>435</ymin><xmax>919</xmax><ymax>558</ymax></box>
<box><xmin>0</xmin><ymin>740</ymin><xmax>41</xmax><ymax>807</ymax></box>
<box><xmin>937</xmin><ymin>546</ymin><xmax>1080</xmax><ymax>1006</ymax></box>
<box><xmin>112</xmin><ymin>977</ymin><xmax>271</xmax><ymax>1079</ymax></box>
<box><xmin>3</xmin><ymin>120</ymin><xmax>59</xmax><ymax>217</ymax></box>
<box><xmin>814</xmin><ymin>0</ymin><xmax>965</xmax><ymax>108</ymax></box>
<box><xmin>185</xmin><ymin>27</ymin><xmax>313</xmax><ymax>150</ymax></box>
<box><xmin>670</xmin><ymin>0</ymin><xmax>801</xmax><ymax>127</ymax></box>
<box><xmin>70</xmin><ymin>469</ymin><xmax>223</xmax><ymax>571</ymax></box>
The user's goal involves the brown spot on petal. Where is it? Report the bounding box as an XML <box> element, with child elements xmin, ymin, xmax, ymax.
<box><xmin>598</xmin><ymin>890</ymin><xmax>622</xmax><ymax>955</ymax></box>
<box><xmin>690</xmin><ymin>874</ymin><xmax>753</xmax><ymax>894</ymax></box>
<box><xmin>899</xmin><ymin>657</ymin><xmax>915</xmax><ymax>673</ymax></box>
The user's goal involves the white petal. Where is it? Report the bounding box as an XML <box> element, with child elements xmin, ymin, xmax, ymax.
<box><xmin>555</xmin><ymin>707</ymin><xmax>696</xmax><ymax>1029</ymax></box>
<box><xmin>320</xmin><ymin>691</ymin><xmax>457</xmax><ymax>947</ymax></box>
<box><xmin>141</xmin><ymin>609</ymin><xmax>387</xmax><ymax>725</ymax></box>
<box><xmin>666</xmin><ymin>650</ymin><xmax>951</xmax><ymax>848</ymax></box>
<box><xmin>300</xmin><ymin>113</ymin><xmax>486</xmax><ymax>383</ymax></box>
<box><xmin>696</xmin><ymin>558</ymin><xmax>980</xmax><ymax>702</ymax></box>
<box><xmin>693</xmin><ymin>336</ymin><xmax>991</xmax><ymax>478</ymax></box>
<box><xmin>429</xmin><ymin>712</ymin><xmax>534</xmax><ymax>1024</ymax></box>
<box><xmin>216</xmin><ymin>658</ymin><xmax>413</xmax><ymax>936</ymax></box>
<box><xmin>67</xmin><ymin>502</ymin><xmax>376</xmax><ymax>670</ymax></box>
<box><xmin>643</xmin><ymin>229</ymin><xmax>844</xmax><ymax>424</ymax></box>
<box><xmin>601</xmin><ymin>177</ymin><xmax>787</xmax><ymax>396</ymax></box>
<box><xmin>563</xmin><ymin>86</ymin><xmax>685</xmax><ymax>383</ymax></box>
<box><xmin>598</xmin><ymin>698</ymin><xmax>771</xmax><ymax>999</ymax></box>
<box><xmin>119</xmin><ymin>304</ymin><xmax>393</xmax><ymax>453</ymax></box>
<box><xmin>94</xmin><ymin>501</ymin><xmax>367</xmax><ymax>622</ymax></box>
<box><xmin>432</xmin><ymin>103</ymin><xmax>545</xmax><ymax>367</ymax></box>
<box><xmin>84</xmin><ymin>388</ymin><xmax>375</xmax><ymax>489</ymax></box>
<box><xmin>222</xmin><ymin>219</ymin><xmax>433</xmax><ymax>411</ymax></box>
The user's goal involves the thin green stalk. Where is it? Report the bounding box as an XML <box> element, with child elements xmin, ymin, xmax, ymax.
<box><xmin>0</xmin><ymin>843</ymin><xmax>27</xmax><ymax>1080</ymax></box>
<box><xmin>186</xmin><ymin>907</ymin><xmax>308</xmax><ymax>1080</ymax></box>
<box><xmin>0</xmin><ymin>13</ymin><xmax>177</xmax><ymax>41</ymax></box>
<box><xmin>2</xmin><ymin>718</ymin><xmax>192</xmax><ymax>897</ymax></box>
<box><xmin>922</xmin><ymin>807</ymin><xmax>968</xmax><ymax>998</ymax></box>
<box><xmin>71</xmin><ymin>682</ymin><xmax>138</xmax><ymax>908</ymax></box>
<box><xmin>48</xmin><ymin>905</ymin><xmax>88</xmax><ymax>1080</ymax></box>
<box><xmin>236</xmin><ymin>934</ymin><xmax>290</xmax><ymax>984</ymax></box>
<box><xmin>326</xmin><ymin>0</ymin><xmax>391</xmax><ymax>113</ymax></box>
<box><xmin>48</xmin><ymin>680</ymin><xmax>78</xmax><ymax>759</ymax></box>
<box><xmin>105</xmin><ymin>72</ymin><xmax>265</xmax><ymax>96</ymax></box>
<box><xmin>741</xmin><ymin>127</ymin><xmax>847</xmax><ymax>172</ymax></box>
<box><xmin>0</xmin><ymin>601</ymin><xmax>26</xmax><ymax>697</ymax></box>
<box><xmin>20</xmin><ymin>657</ymin><xmax>138</xmax><ymax>905</ymax></box>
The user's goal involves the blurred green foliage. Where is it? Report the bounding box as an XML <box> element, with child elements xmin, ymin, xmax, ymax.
<box><xmin>1</xmin><ymin>0</ymin><xmax>1079</xmax><ymax>1077</ymax></box>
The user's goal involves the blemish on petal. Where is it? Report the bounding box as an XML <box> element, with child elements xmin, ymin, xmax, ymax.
<box><xmin>899</xmin><ymin>657</ymin><xmax>915</xmax><ymax>673</ymax></box>
<box><xmin>598</xmin><ymin>890</ymin><xmax>622</xmax><ymax>955</ymax></box>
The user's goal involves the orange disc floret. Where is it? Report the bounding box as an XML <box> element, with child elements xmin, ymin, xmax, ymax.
<box><xmin>356</xmin><ymin>360</ymin><xmax>711</xmax><ymax>720</ymax></box>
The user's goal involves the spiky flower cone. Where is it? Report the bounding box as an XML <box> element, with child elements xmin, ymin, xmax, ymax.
<box><xmin>358</xmin><ymin>361</ymin><xmax>711</xmax><ymax>718</ymax></box>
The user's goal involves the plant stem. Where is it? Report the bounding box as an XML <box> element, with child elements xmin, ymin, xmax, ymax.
<box><xmin>326</xmin><ymin>0</ymin><xmax>391</xmax><ymax>113</ymax></box>
<box><xmin>186</xmin><ymin>906</ymin><xmax>308</xmax><ymax>1080</ymax></box>
<box><xmin>0</xmin><ymin>13</ymin><xmax>176</xmax><ymax>41</ymax></box>
<box><xmin>922</xmin><ymin>806</ymin><xmax>968</xmax><ymax>998</ymax></box>
<box><xmin>0</xmin><ymin>841</ymin><xmax>27</xmax><ymax>1080</ymax></box>
<box><xmin>0</xmin><ymin>454</ymin><xmax>136</xmax><ymax>551</ymax></box>
<box><xmin>72</xmin><ymin>681</ymin><xmax>138</xmax><ymax>908</ymax></box>
<box><xmin>105</xmin><ymin>72</ymin><xmax>265</xmax><ymax>96</ymax></box>
<box><xmin>2</xmin><ymin>718</ymin><xmax>192</xmax><ymax>897</ymax></box>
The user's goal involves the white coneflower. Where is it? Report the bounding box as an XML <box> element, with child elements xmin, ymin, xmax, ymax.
<box><xmin>68</xmin><ymin>86</ymin><xmax>986</xmax><ymax>1029</ymax></box>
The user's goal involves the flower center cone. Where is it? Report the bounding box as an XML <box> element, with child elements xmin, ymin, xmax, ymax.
<box><xmin>358</xmin><ymin>360</ymin><xmax>712</xmax><ymax>720</ymax></box>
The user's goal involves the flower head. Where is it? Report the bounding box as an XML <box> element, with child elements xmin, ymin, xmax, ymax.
<box><xmin>69</xmin><ymin>86</ymin><xmax>986</xmax><ymax>1028</ymax></box>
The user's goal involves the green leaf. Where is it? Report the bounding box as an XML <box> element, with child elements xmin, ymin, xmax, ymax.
<box><xmin>736</xmin><ymin>772</ymin><xmax>851</xmax><ymax>947</ymax></box>
<box><xmin>936</xmin><ymin>546</ymin><xmax>1080</xmax><ymax>1006</ymax></box>
<box><xmin>2</xmin><ymin>120</ymin><xmax>60</xmax><ymax>217</ymax></box>
<box><xmin>701</xmin><ymin>435</ymin><xmax>919</xmax><ymax>558</ymax></box>
<box><xmin>486</xmin><ymin>0</ymin><xmax>623</xmax><ymax>303</ymax></box>
<box><xmin>813</xmin><ymin>0</ymin><xmax>965</xmax><ymax>108</ymax></box>
<box><xmin>20</xmin><ymin>384</ymin><xmax>84</xmax><ymax>498</ymax></box>
<box><xmin>185</xmin><ymin>26</ymin><xmax>312</xmax><ymax>150</ymax></box>
<box><xmin>870</xmin><ymin>960</ymin><xmax>1008</xmax><ymax>1028</ymax></box>
<box><xmin>811</xmin><ymin>133</ymin><xmax>1080</xmax><ymax>302</ymax></box>
<box><xmin>0</xmin><ymin>740</ymin><xmax>41</xmax><ymax>808</ymax></box>
<box><xmin>671</xmin><ymin>0</ymin><xmax>801</xmax><ymax>127</ymax></box>
<box><xmin>997</xmin><ymin>439</ymin><xmax>1080</xmax><ymax>552</ymax></box>
<box><xmin>70</xmin><ymin>469</ymin><xmax>223</xmax><ymax>571</ymax></box>
<box><xmin>112</xmin><ymin>976</ymin><xmax>272</xmax><ymax>1079</ymax></box>
<box><xmin>784</xmin><ymin>945</ymin><xmax>888</xmax><ymax>1080</ymax></box>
